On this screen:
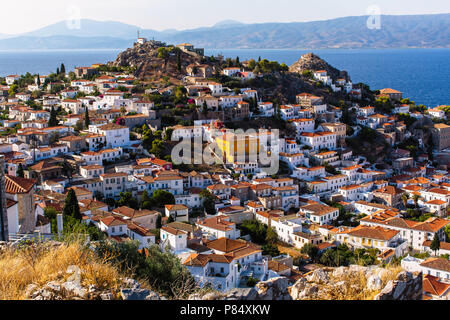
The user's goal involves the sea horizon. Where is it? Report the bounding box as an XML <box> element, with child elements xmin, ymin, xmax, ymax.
<box><xmin>0</xmin><ymin>47</ymin><xmax>449</xmax><ymax>107</ymax></box>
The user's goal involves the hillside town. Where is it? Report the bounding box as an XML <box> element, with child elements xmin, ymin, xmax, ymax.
<box><xmin>1</xmin><ymin>38</ymin><xmax>449</xmax><ymax>300</ymax></box>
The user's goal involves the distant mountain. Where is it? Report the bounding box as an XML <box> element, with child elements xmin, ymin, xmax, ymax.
<box><xmin>0</xmin><ymin>35</ymin><xmax>131</xmax><ymax>50</ymax></box>
<box><xmin>0</xmin><ymin>14</ymin><xmax>448</xmax><ymax>50</ymax></box>
<box><xmin>22</xmin><ymin>19</ymin><xmax>152</xmax><ymax>39</ymax></box>
<box><xmin>162</xmin><ymin>14</ymin><xmax>450</xmax><ymax>49</ymax></box>
<box><xmin>212</xmin><ymin>20</ymin><xmax>246</xmax><ymax>28</ymax></box>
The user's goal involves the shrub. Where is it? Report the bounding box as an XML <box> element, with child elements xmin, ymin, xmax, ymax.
<box><xmin>94</xmin><ymin>241</ymin><xmax>197</xmax><ymax>298</ymax></box>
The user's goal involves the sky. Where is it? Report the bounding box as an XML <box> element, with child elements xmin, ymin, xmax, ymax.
<box><xmin>0</xmin><ymin>0</ymin><xmax>449</xmax><ymax>34</ymax></box>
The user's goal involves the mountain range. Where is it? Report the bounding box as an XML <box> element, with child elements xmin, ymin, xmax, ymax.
<box><xmin>0</xmin><ymin>14</ymin><xmax>448</xmax><ymax>50</ymax></box>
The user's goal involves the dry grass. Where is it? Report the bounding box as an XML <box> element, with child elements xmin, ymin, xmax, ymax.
<box><xmin>319</xmin><ymin>265</ymin><xmax>404</xmax><ymax>300</ymax></box>
<box><xmin>0</xmin><ymin>242</ymin><xmax>124</xmax><ymax>300</ymax></box>
<box><xmin>276</xmin><ymin>242</ymin><xmax>304</xmax><ymax>259</ymax></box>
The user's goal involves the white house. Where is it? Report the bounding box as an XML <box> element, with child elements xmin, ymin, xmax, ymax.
<box><xmin>160</xmin><ymin>226</ymin><xmax>188</xmax><ymax>252</ymax></box>
<box><xmin>257</xmin><ymin>102</ymin><xmax>274</xmax><ymax>117</ymax></box>
<box><xmin>299</xmin><ymin>203</ymin><xmax>339</xmax><ymax>225</ymax></box>
<box><xmin>291</xmin><ymin>118</ymin><xmax>315</xmax><ymax>136</ymax></box>
<box><xmin>96</xmin><ymin>123</ymin><xmax>130</xmax><ymax>148</ymax></box>
<box><xmin>402</xmin><ymin>256</ymin><xmax>450</xmax><ymax>282</ymax></box>
<box><xmin>165</xmin><ymin>204</ymin><xmax>189</xmax><ymax>222</ymax></box>
<box><xmin>299</xmin><ymin>131</ymin><xmax>337</xmax><ymax>151</ymax></box>
<box><xmin>99</xmin><ymin>216</ymin><xmax>128</xmax><ymax>236</ymax></box>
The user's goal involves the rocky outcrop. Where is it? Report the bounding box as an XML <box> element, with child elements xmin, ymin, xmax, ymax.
<box><xmin>374</xmin><ymin>271</ymin><xmax>423</xmax><ymax>300</ymax></box>
<box><xmin>289</xmin><ymin>53</ymin><xmax>348</xmax><ymax>81</ymax></box>
<box><xmin>188</xmin><ymin>277</ymin><xmax>291</xmax><ymax>301</ymax></box>
<box><xmin>111</xmin><ymin>41</ymin><xmax>205</xmax><ymax>81</ymax></box>
<box><xmin>288</xmin><ymin>266</ymin><xmax>422</xmax><ymax>300</ymax></box>
<box><xmin>25</xmin><ymin>266</ymin><xmax>161</xmax><ymax>301</ymax></box>
<box><xmin>190</xmin><ymin>266</ymin><xmax>422</xmax><ymax>301</ymax></box>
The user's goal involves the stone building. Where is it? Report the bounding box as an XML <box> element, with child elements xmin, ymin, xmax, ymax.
<box><xmin>25</xmin><ymin>160</ymin><xmax>63</xmax><ymax>183</ymax></box>
<box><xmin>372</xmin><ymin>186</ymin><xmax>405</xmax><ymax>207</ymax></box>
<box><xmin>0</xmin><ymin>155</ymin><xmax>8</xmax><ymax>241</ymax></box>
<box><xmin>431</xmin><ymin>123</ymin><xmax>450</xmax><ymax>151</ymax></box>
<box><xmin>59</xmin><ymin>135</ymin><xmax>87</xmax><ymax>152</ymax></box>
<box><xmin>4</xmin><ymin>175</ymin><xmax>37</xmax><ymax>234</ymax></box>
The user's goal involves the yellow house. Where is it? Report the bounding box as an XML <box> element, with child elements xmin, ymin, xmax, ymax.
<box><xmin>216</xmin><ymin>133</ymin><xmax>260</xmax><ymax>164</ymax></box>
<box><xmin>91</xmin><ymin>63</ymin><xmax>105</xmax><ymax>69</ymax></box>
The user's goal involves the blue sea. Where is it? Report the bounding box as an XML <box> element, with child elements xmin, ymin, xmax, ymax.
<box><xmin>0</xmin><ymin>48</ymin><xmax>448</xmax><ymax>107</ymax></box>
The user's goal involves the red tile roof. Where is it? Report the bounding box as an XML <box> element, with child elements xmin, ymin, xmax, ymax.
<box><xmin>5</xmin><ymin>175</ymin><xmax>36</xmax><ymax>194</ymax></box>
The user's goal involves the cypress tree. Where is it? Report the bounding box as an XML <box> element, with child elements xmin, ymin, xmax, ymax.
<box><xmin>48</xmin><ymin>106</ymin><xmax>58</xmax><ymax>127</ymax></box>
<box><xmin>63</xmin><ymin>189</ymin><xmax>81</xmax><ymax>220</ymax></box>
<box><xmin>177</xmin><ymin>52</ymin><xmax>181</xmax><ymax>71</ymax></box>
<box><xmin>156</xmin><ymin>214</ymin><xmax>162</xmax><ymax>229</ymax></box>
<box><xmin>36</xmin><ymin>74</ymin><xmax>41</xmax><ymax>86</ymax></box>
<box><xmin>202</xmin><ymin>101</ymin><xmax>208</xmax><ymax>116</ymax></box>
<box><xmin>430</xmin><ymin>233</ymin><xmax>441</xmax><ymax>255</ymax></box>
<box><xmin>84</xmin><ymin>106</ymin><xmax>90</xmax><ymax>129</ymax></box>
<box><xmin>60</xmin><ymin>63</ymin><xmax>66</xmax><ymax>74</ymax></box>
<box><xmin>56</xmin><ymin>67</ymin><xmax>60</xmax><ymax>75</ymax></box>
<box><xmin>17</xmin><ymin>163</ymin><xmax>24</xmax><ymax>178</ymax></box>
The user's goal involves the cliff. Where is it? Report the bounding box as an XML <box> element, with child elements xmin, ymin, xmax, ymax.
<box><xmin>111</xmin><ymin>41</ymin><xmax>206</xmax><ymax>81</ymax></box>
<box><xmin>289</xmin><ymin>53</ymin><xmax>348</xmax><ymax>81</ymax></box>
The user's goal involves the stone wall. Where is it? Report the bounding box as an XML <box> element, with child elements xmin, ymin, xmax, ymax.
<box><xmin>0</xmin><ymin>155</ymin><xmax>7</xmax><ymax>241</ymax></box>
<box><xmin>17</xmin><ymin>191</ymin><xmax>35</xmax><ymax>234</ymax></box>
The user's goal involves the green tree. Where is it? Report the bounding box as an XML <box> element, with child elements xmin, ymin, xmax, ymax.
<box><xmin>176</xmin><ymin>51</ymin><xmax>182</xmax><ymax>71</ymax></box>
<box><xmin>412</xmin><ymin>194</ymin><xmax>421</xmax><ymax>208</ymax></box>
<box><xmin>95</xmin><ymin>242</ymin><xmax>196</xmax><ymax>298</ymax></box>
<box><xmin>430</xmin><ymin>233</ymin><xmax>440</xmax><ymax>255</ymax></box>
<box><xmin>444</xmin><ymin>225</ymin><xmax>450</xmax><ymax>243</ymax></box>
<box><xmin>262</xmin><ymin>243</ymin><xmax>280</xmax><ymax>257</ymax></box>
<box><xmin>36</xmin><ymin>74</ymin><xmax>41</xmax><ymax>86</ymax></box>
<box><xmin>84</xmin><ymin>106</ymin><xmax>90</xmax><ymax>129</ymax></box>
<box><xmin>60</xmin><ymin>63</ymin><xmax>66</xmax><ymax>74</ymax></box>
<box><xmin>150</xmin><ymin>139</ymin><xmax>165</xmax><ymax>158</ymax></box>
<box><xmin>164</xmin><ymin>128</ymin><xmax>174</xmax><ymax>141</ymax></box>
<box><xmin>16</xmin><ymin>163</ymin><xmax>25</xmax><ymax>178</ymax></box>
<box><xmin>200</xmin><ymin>189</ymin><xmax>216</xmax><ymax>215</ymax></box>
<box><xmin>152</xmin><ymin>189</ymin><xmax>175</xmax><ymax>208</ymax></box>
<box><xmin>239</xmin><ymin>220</ymin><xmax>267</xmax><ymax>244</ymax></box>
<box><xmin>142</xmin><ymin>126</ymin><xmax>155</xmax><ymax>149</ymax></box>
<box><xmin>117</xmin><ymin>191</ymin><xmax>139</xmax><ymax>209</ymax></box>
<box><xmin>401</xmin><ymin>193</ymin><xmax>410</xmax><ymax>208</ymax></box>
<box><xmin>43</xmin><ymin>207</ymin><xmax>59</xmax><ymax>234</ymax></box>
<box><xmin>156</xmin><ymin>214</ymin><xmax>162</xmax><ymax>229</ymax></box>
<box><xmin>63</xmin><ymin>189</ymin><xmax>81</xmax><ymax>220</ymax></box>
<box><xmin>8</xmin><ymin>84</ymin><xmax>18</xmax><ymax>97</ymax></box>
<box><xmin>202</xmin><ymin>101</ymin><xmax>208</xmax><ymax>116</ymax></box>
<box><xmin>265</xmin><ymin>227</ymin><xmax>278</xmax><ymax>244</ymax></box>
<box><xmin>301</xmin><ymin>244</ymin><xmax>319</xmax><ymax>262</ymax></box>
<box><xmin>48</xmin><ymin>106</ymin><xmax>58</xmax><ymax>127</ymax></box>
<box><xmin>141</xmin><ymin>190</ymin><xmax>152</xmax><ymax>210</ymax></box>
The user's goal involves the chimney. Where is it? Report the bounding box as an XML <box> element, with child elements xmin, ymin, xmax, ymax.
<box><xmin>57</xmin><ymin>214</ymin><xmax>64</xmax><ymax>235</ymax></box>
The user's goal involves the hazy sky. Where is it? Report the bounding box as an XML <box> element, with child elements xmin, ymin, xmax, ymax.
<box><xmin>1</xmin><ymin>0</ymin><xmax>449</xmax><ymax>34</ymax></box>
